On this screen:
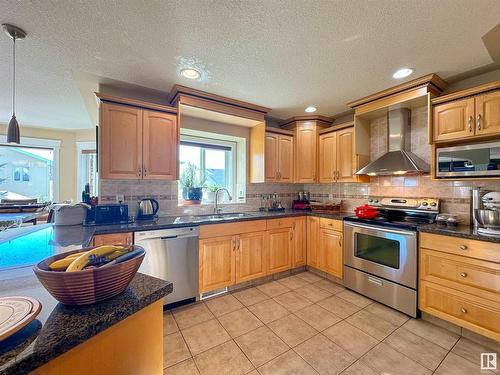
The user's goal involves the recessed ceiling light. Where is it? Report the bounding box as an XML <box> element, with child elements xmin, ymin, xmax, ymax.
<box><xmin>180</xmin><ymin>68</ymin><xmax>201</xmax><ymax>80</ymax></box>
<box><xmin>305</xmin><ymin>106</ymin><xmax>317</xmax><ymax>113</ymax></box>
<box><xmin>392</xmin><ymin>68</ymin><xmax>414</xmax><ymax>79</ymax></box>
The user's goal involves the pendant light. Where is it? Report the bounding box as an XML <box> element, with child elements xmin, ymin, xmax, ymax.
<box><xmin>2</xmin><ymin>24</ymin><xmax>26</xmax><ymax>144</ymax></box>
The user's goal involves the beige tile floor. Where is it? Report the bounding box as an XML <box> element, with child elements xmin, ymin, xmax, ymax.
<box><xmin>163</xmin><ymin>271</ymin><xmax>499</xmax><ymax>375</ymax></box>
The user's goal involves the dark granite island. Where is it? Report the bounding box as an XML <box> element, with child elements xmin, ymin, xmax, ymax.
<box><xmin>0</xmin><ymin>273</ymin><xmax>172</xmax><ymax>375</ymax></box>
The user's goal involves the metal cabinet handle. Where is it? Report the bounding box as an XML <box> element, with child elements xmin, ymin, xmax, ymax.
<box><xmin>477</xmin><ymin>114</ymin><xmax>482</xmax><ymax>130</ymax></box>
<box><xmin>339</xmin><ymin>235</ymin><xmax>342</xmax><ymax>247</ymax></box>
<box><xmin>459</xmin><ymin>245</ymin><xmax>468</xmax><ymax>250</ymax></box>
<box><xmin>143</xmin><ymin>165</ymin><xmax>147</xmax><ymax>176</ymax></box>
<box><xmin>137</xmin><ymin>165</ymin><xmax>142</xmax><ymax>177</ymax></box>
<box><xmin>460</xmin><ymin>272</ymin><xmax>467</xmax><ymax>278</ymax></box>
<box><xmin>468</xmin><ymin>116</ymin><xmax>473</xmax><ymax>132</ymax></box>
<box><xmin>461</xmin><ymin>307</ymin><xmax>467</xmax><ymax>314</ymax></box>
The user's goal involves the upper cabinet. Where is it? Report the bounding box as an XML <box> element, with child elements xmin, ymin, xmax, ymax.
<box><xmin>319</xmin><ymin>125</ymin><xmax>367</xmax><ymax>183</ymax></box>
<box><xmin>265</xmin><ymin>130</ymin><xmax>294</xmax><ymax>182</ymax></box>
<box><xmin>280</xmin><ymin>116</ymin><xmax>334</xmax><ymax>183</ymax></box>
<box><xmin>431</xmin><ymin>83</ymin><xmax>500</xmax><ymax>143</ymax></box>
<box><xmin>97</xmin><ymin>94</ymin><xmax>179</xmax><ymax>180</ymax></box>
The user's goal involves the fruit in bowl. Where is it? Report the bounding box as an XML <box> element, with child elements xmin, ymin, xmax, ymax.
<box><xmin>33</xmin><ymin>245</ymin><xmax>145</xmax><ymax>306</ymax></box>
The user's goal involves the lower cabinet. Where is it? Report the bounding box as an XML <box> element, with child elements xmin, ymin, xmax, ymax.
<box><xmin>307</xmin><ymin>216</ymin><xmax>321</xmax><ymax>268</ymax></box>
<box><xmin>319</xmin><ymin>228</ymin><xmax>343</xmax><ymax>279</ymax></box>
<box><xmin>292</xmin><ymin>217</ymin><xmax>307</xmax><ymax>267</ymax></box>
<box><xmin>236</xmin><ymin>231</ymin><xmax>267</xmax><ymax>283</ymax></box>
<box><xmin>267</xmin><ymin>227</ymin><xmax>293</xmax><ymax>273</ymax></box>
<box><xmin>199</xmin><ymin>236</ymin><xmax>235</xmax><ymax>293</ymax></box>
<box><xmin>307</xmin><ymin>217</ymin><xmax>343</xmax><ymax>279</ymax></box>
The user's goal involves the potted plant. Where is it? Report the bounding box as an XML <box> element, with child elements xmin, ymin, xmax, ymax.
<box><xmin>179</xmin><ymin>163</ymin><xmax>206</xmax><ymax>204</ymax></box>
<box><xmin>204</xmin><ymin>183</ymin><xmax>221</xmax><ymax>203</ymax></box>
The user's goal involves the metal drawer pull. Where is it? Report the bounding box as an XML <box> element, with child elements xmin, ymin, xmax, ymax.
<box><xmin>460</xmin><ymin>272</ymin><xmax>467</xmax><ymax>278</ymax></box>
<box><xmin>367</xmin><ymin>276</ymin><xmax>383</xmax><ymax>286</ymax></box>
<box><xmin>461</xmin><ymin>307</ymin><xmax>467</xmax><ymax>314</ymax></box>
<box><xmin>459</xmin><ymin>245</ymin><xmax>468</xmax><ymax>250</ymax></box>
<box><xmin>468</xmin><ymin>115</ymin><xmax>473</xmax><ymax>132</ymax></box>
<box><xmin>477</xmin><ymin>114</ymin><xmax>481</xmax><ymax>130</ymax></box>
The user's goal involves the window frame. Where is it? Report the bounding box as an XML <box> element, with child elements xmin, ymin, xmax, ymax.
<box><xmin>76</xmin><ymin>141</ymin><xmax>98</xmax><ymax>198</ymax></box>
<box><xmin>0</xmin><ymin>136</ymin><xmax>60</xmax><ymax>201</ymax></box>
<box><xmin>179</xmin><ymin>134</ymin><xmax>238</xmax><ymax>203</ymax></box>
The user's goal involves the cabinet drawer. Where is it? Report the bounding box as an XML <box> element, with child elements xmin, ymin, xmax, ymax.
<box><xmin>319</xmin><ymin>218</ymin><xmax>342</xmax><ymax>231</ymax></box>
<box><xmin>92</xmin><ymin>232</ymin><xmax>133</xmax><ymax>246</ymax></box>
<box><xmin>199</xmin><ymin>220</ymin><xmax>267</xmax><ymax>239</ymax></box>
<box><xmin>420</xmin><ymin>249</ymin><xmax>500</xmax><ymax>301</ymax></box>
<box><xmin>266</xmin><ymin>217</ymin><xmax>294</xmax><ymax>230</ymax></box>
<box><xmin>420</xmin><ymin>281</ymin><xmax>500</xmax><ymax>341</ymax></box>
<box><xmin>420</xmin><ymin>233</ymin><xmax>500</xmax><ymax>263</ymax></box>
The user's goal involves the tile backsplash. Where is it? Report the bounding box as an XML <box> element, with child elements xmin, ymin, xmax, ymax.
<box><xmin>99</xmin><ymin>105</ymin><xmax>500</xmax><ymax>225</ymax></box>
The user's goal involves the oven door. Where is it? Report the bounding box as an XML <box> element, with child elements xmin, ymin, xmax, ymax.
<box><xmin>344</xmin><ymin>222</ymin><xmax>417</xmax><ymax>289</ymax></box>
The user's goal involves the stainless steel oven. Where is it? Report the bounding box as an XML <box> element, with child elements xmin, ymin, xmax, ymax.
<box><xmin>343</xmin><ymin>221</ymin><xmax>418</xmax><ymax>317</ymax></box>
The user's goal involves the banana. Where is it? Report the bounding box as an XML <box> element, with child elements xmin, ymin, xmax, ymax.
<box><xmin>66</xmin><ymin>245</ymin><xmax>129</xmax><ymax>272</ymax></box>
<box><xmin>49</xmin><ymin>251</ymin><xmax>89</xmax><ymax>271</ymax></box>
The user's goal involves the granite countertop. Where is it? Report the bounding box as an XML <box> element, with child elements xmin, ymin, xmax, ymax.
<box><xmin>418</xmin><ymin>223</ymin><xmax>500</xmax><ymax>243</ymax></box>
<box><xmin>0</xmin><ymin>273</ymin><xmax>172</xmax><ymax>375</ymax></box>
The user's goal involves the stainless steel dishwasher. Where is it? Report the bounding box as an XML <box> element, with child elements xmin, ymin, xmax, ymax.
<box><xmin>135</xmin><ymin>226</ymin><xmax>199</xmax><ymax>309</ymax></box>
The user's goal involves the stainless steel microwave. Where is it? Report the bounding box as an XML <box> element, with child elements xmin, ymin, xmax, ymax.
<box><xmin>436</xmin><ymin>141</ymin><xmax>500</xmax><ymax>178</ymax></box>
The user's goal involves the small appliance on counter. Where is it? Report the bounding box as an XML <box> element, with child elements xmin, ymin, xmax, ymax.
<box><xmin>52</xmin><ymin>203</ymin><xmax>89</xmax><ymax>226</ymax></box>
<box><xmin>310</xmin><ymin>200</ymin><xmax>342</xmax><ymax>214</ymax></box>
<box><xmin>259</xmin><ymin>193</ymin><xmax>285</xmax><ymax>212</ymax></box>
<box><xmin>85</xmin><ymin>204</ymin><xmax>131</xmax><ymax>226</ymax></box>
<box><xmin>137</xmin><ymin>198</ymin><xmax>159</xmax><ymax>220</ymax></box>
<box><xmin>292</xmin><ymin>191</ymin><xmax>311</xmax><ymax>210</ymax></box>
<box><xmin>472</xmin><ymin>188</ymin><xmax>500</xmax><ymax>237</ymax></box>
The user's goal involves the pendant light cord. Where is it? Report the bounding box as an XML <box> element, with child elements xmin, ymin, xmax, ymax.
<box><xmin>12</xmin><ymin>35</ymin><xmax>16</xmax><ymax>117</ymax></box>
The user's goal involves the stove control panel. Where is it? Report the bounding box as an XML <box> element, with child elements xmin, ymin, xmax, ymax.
<box><xmin>367</xmin><ymin>197</ymin><xmax>439</xmax><ymax>211</ymax></box>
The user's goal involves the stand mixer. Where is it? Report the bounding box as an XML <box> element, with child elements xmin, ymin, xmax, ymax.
<box><xmin>472</xmin><ymin>188</ymin><xmax>500</xmax><ymax>236</ymax></box>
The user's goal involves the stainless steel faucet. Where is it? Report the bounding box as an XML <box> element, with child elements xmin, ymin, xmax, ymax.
<box><xmin>214</xmin><ymin>187</ymin><xmax>232</xmax><ymax>214</ymax></box>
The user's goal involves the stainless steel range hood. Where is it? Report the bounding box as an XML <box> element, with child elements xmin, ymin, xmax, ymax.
<box><xmin>356</xmin><ymin>108</ymin><xmax>429</xmax><ymax>176</ymax></box>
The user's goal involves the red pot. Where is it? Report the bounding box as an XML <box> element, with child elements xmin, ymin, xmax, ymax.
<box><xmin>354</xmin><ymin>204</ymin><xmax>379</xmax><ymax>219</ymax></box>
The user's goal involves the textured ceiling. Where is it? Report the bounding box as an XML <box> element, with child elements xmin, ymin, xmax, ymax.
<box><xmin>0</xmin><ymin>0</ymin><xmax>499</xmax><ymax>129</ymax></box>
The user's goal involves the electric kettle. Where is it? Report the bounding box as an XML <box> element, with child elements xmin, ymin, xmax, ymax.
<box><xmin>137</xmin><ymin>198</ymin><xmax>159</xmax><ymax>220</ymax></box>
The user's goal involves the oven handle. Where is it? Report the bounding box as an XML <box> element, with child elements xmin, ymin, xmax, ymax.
<box><xmin>343</xmin><ymin>221</ymin><xmax>416</xmax><ymax>237</ymax></box>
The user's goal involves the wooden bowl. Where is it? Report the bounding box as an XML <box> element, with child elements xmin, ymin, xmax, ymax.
<box><xmin>33</xmin><ymin>246</ymin><xmax>145</xmax><ymax>306</ymax></box>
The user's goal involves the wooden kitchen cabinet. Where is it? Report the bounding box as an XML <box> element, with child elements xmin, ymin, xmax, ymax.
<box><xmin>433</xmin><ymin>98</ymin><xmax>475</xmax><ymax>142</ymax></box>
<box><xmin>318</xmin><ymin>132</ymin><xmax>336</xmax><ymax>183</ymax></box>
<box><xmin>142</xmin><ymin>110</ymin><xmax>178</xmax><ymax>180</ymax></box>
<box><xmin>307</xmin><ymin>216</ymin><xmax>321</xmax><ymax>269</ymax></box>
<box><xmin>475</xmin><ymin>90</ymin><xmax>500</xmax><ymax>136</ymax></box>
<box><xmin>265</xmin><ymin>131</ymin><xmax>294</xmax><ymax>182</ymax></box>
<box><xmin>267</xmin><ymin>227</ymin><xmax>292</xmax><ymax>273</ymax></box>
<box><xmin>199</xmin><ymin>236</ymin><xmax>235</xmax><ymax>293</ymax></box>
<box><xmin>99</xmin><ymin>99</ymin><xmax>178</xmax><ymax>180</ymax></box>
<box><xmin>292</xmin><ymin>217</ymin><xmax>307</xmax><ymax>267</ymax></box>
<box><xmin>319</xmin><ymin>228</ymin><xmax>343</xmax><ymax>279</ymax></box>
<box><xmin>99</xmin><ymin>103</ymin><xmax>143</xmax><ymax>179</ymax></box>
<box><xmin>235</xmin><ymin>231</ymin><xmax>267</xmax><ymax>283</ymax></box>
<box><xmin>92</xmin><ymin>232</ymin><xmax>133</xmax><ymax>246</ymax></box>
<box><xmin>432</xmin><ymin>86</ymin><xmax>500</xmax><ymax>143</ymax></box>
<box><xmin>319</xmin><ymin>125</ymin><xmax>366</xmax><ymax>183</ymax></box>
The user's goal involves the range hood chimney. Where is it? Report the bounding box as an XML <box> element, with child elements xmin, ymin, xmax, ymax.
<box><xmin>356</xmin><ymin>108</ymin><xmax>429</xmax><ymax>176</ymax></box>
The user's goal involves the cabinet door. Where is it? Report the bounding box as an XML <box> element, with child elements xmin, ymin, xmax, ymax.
<box><xmin>265</xmin><ymin>133</ymin><xmax>279</xmax><ymax>182</ymax></box>
<box><xmin>199</xmin><ymin>236</ymin><xmax>235</xmax><ymax>293</ymax></box>
<box><xmin>267</xmin><ymin>228</ymin><xmax>292</xmax><ymax>273</ymax></box>
<box><xmin>142</xmin><ymin>110</ymin><xmax>178</xmax><ymax>180</ymax></box>
<box><xmin>475</xmin><ymin>90</ymin><xmax>500</xmax><ymax>137</ymax></box>
<box><xmin>278</xmin><ymin>135</ymin><xmax>294</xmax><ymax>182</ymax></box>
<box><xmin>235</xmin><ymin>231</ymin><xmax>267</xmax><ymax>283</ymax></box>
<box><xmin>307</xmin><ymin>216</ymin><xmax>321</xmax><ymax>269</ymax></box>
<box><xmin>100</xmin><ymin>102</ymin><xmax>142</xmax><ymax>179</ymax></box>
<box><xmin>92</xmin><ymin>232</ymin><xmax>133</xmax><ymax>246</ymax></box>
<box><xmin>292</xmin><ymin>217</ymin><xmax>307</xmax><ymax>267</ymax></box>
<box><xmin>433</xmin><ymin>98</ymin><xmax>475</xmax><ymax>142</ymax></box>
<box><xmin>319</xmin><ymin>228</ymin><xmax>343</xmax><ymax>279</ymax></box>
<box><xmin>319</xmin><ymin>132</ymin><xmax>337</xmax><ymax>183</ymax></box>
<box><xmin>295</xmin><ymin>122</ymin><xmax>317</xmax><ymax>183</ymax></box>
<box><xmin>336</xmin><ymin>127</ymin><xmax>356</xmax><ymax>182</ymax></box>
